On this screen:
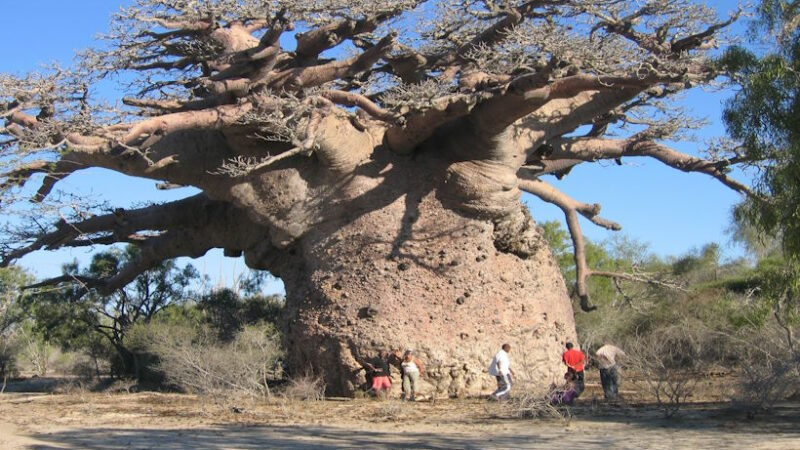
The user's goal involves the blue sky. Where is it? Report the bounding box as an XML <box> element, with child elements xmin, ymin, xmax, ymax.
<box><xmin>0</xmin><ymin>0</ymin><xmax>752</xmax><ymax>292</ymax></box>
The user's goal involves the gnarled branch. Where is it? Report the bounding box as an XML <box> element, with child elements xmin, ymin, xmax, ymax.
<box><xmin>519</xmin><ymin>178</ymin><xmax>622</xmax><ymax>312</ymax></box>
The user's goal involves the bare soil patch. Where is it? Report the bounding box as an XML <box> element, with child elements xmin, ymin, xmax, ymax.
<box><xmin>1</xmin><ymin>374</ymin><xmax>798</xmax><ymax>450</ymax></box>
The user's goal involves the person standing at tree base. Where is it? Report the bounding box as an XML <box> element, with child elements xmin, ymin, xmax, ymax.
<box><xmin>595</xmin><ymin>344</ymin><xmax>626</xmax><ymax>401</ymax></box>
<box><xmin>562</xmin><ymin>342</ymin><xmax>586</xmax><ymax>396</ymax></box>
<box><xmin>400</xmin><ymin>350</ymin><xmax>425</xmax><ymax>401</ymax></box>
<box><xmin>364</xmin><ymin>351</ymin><xmax>392</xmax><ymax>399</ymax></box>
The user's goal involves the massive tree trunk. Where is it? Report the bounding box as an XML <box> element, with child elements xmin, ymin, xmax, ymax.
<box><xmin>285</xmin><ymin>206</ymin><xmax>575</xmax><ymax>397</ymax></box>
<box><xmin>246</xmin><ymin>146</ymin><xmax>576</xmax><ymax>396</ymax></box>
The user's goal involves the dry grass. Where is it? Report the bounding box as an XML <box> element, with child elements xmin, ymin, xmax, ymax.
<box><xmin>281</xmin><ymin>374</ymin><xmax>325</xmax><ymax>402</ymax></box>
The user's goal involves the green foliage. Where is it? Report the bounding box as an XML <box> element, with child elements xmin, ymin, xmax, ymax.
<box><xmin>720</xmin><ymin>1</ymin><xmax>800</xmax><ymax>260</ymax></box>
<box><xmin>0</xmin><ymin>266</ymin><xmax>33</xmax><ymax>378</ymax></box>
<box><xmin>728</xmin><ymin>206</ymin><xmax>782</xmax><ymax>259</ymax></box>
<box><xmin>0</xmin><ymin>266</ymin><xmax>32</xmax><ymax>335</ymax></box>
<box><xmin>197</xmin><ymin>289</ymin><xmax>284</xmax><ymax>342</ymax></box>
<box><xmin>750</xmin><ymin>255</ymin><xmax>800</xmax><ymax>325</ymax></box>
<box><xmin>25</xmin><ymin>246</ymin><xmax>198</xmax><ymax>378</ymax></box>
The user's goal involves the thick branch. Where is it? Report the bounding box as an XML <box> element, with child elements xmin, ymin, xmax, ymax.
<box><xmin>319</xmin><ymin>90</ymin><xmax>402</xmax><ymax>123</ymax></box>
<box><xmin>545</xmin><ymin>136</ymin><xmax>754</xmax><ymax>196</ymax></box>
<box><xmin>519</xmin><ymin>178</ymin><xmax>619</xmax><ymax>312</ymax></box>
<box><xmin>472</xmin><ymin>74</ymin><xmax>666</xmax><ymax>136</ymax></box>
<box><xmin>270</xmin><ymin>33</ymin><xmax>396</xmax><ymax>90</ymax></box>
<box><xmin>385</xmin><ymin>95</ymin><xmax>476</xmax><ymax>154</ymax></box>
<box><xmin>1</xmin><ymin>160</ymin><xmax>86</xmax><ymax>202</ymax></box>
<box><xmin>1</xmin><ymin>195</ymin><xmax>211</xmax><ymax>266</ymax></box>
<box><xmin>121</xmin><ymin>102</ymin><xmax>254</xmax><ymax>146</ymax></box>
<box><xmin>14</xmin><ymin>196</ymin><xmax>267</xmax><ymax>297</ymax></box>
<box><xmin>295</xmin><ymin>12</ymin><xmax>398</xmax><ymax>60</ymax></box>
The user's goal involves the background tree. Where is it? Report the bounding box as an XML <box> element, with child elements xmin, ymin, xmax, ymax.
<box><xmin>0</xmin><ymin>0</ymin><xmax>753</xmax><ymax>395</ymax></box>
<box><xmin>720</xmin><ymin>0</ymin><xmax>799</xmax><ymax>352</ymax></box>
<box><xmin>198</xmin><ymin>290</ymin><xmax>283</xmax><ymax>341</ymax></box>
<box><xmin>721</xmin><ymin>0</ymin><xmax>800</xmax><ymax>258</ymax></box>
<box><xmin>26</xmin><ymin>246</ymin><xmax>198</xmax><ymax>378</ymax></box>
<box><xmin>0</xmin><ymin>266</ymin><xmax>32</xmax><ymax>381</ymax></box>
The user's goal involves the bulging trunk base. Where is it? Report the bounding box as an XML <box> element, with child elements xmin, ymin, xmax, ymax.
<box><xmin>279</xmin><ymin>188</ymin><xmax>577</xmax><ymax>397</ymax></box>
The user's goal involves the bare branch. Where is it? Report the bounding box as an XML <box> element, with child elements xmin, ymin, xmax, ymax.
<box><xmin>519</xmin><ymin>178</ymin><xmax>622</xmax><ymax>312</ymax></box>
<box><xmin>543</xmin><ymin>135</ymin><xmax>754</xmax><ymax>196</ymax></box>
<box><xmin>519</xmin><ymin>178</ymin><xmax>621</xmax><ymax>231</ymax></box>
<box><xmin>318</xmin><ymin>90</ymin><xmax>402</xmax><ymax>123</ymax></box>
<box><xmin>588</xmin><ymin>270</ymin><xmax>688</xmax><ymax>292</ymax></box>
<box><xmin>269</xmin><ymin>33</ymin><xmax>396</xmax><ymax>90</ymax></box>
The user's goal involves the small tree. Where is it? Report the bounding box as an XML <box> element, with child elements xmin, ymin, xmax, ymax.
<box><xmin>26</xmin><ymin>246</ymin><xmax>198</xmax><ymax>379</ymax></box>
<box><xmin>0</xmin><ymin>266</ymin><xmax>32</xmax><ymax>381</ymax></box>
<box><xmin>722</xmin><ymin>0</ymin><xmax>800</xmax><ymax>260</ymax></box>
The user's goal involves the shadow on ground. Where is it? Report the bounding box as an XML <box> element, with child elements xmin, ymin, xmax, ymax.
<box><xmin>572</xmin><ymin>401</ymin><xmax>800</xmax><ymax>433</ymax></box>
<box><xmin>26</xmin><ymin>405</ymin><xmax>800</xmax><ymax>450</ymax></box>
<box><xmin>29</xmin><ymin>425</ymin><xmax>566</xmax><ymax>450</ymax></box>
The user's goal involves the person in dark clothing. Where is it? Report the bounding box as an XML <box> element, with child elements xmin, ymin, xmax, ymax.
<box><xmin>364</xmin><ymin>350</ymin><xmax>392</xmax><ymax>398</ymax></box>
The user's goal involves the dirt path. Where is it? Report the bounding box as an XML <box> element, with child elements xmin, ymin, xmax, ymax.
<box><xmin>1</xmin><ymin>392</ymin><xmax>798</xmax><ymax>449</ymax></box>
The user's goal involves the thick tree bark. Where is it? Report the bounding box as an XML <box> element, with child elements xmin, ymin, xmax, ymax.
<box><xmin>256</xmin><ymin>153</ymin><xmax>577</xmax><ymax>397</ymax></box>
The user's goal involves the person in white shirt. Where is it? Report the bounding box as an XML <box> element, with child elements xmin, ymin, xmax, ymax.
<box><xmin>595</xmin><ymin>344</ymin><xmax>626</xmax><ymax>400</ymax></box>
<box><xmin>400</xmin><ymin>350</ymin><xmax>425</xmax><ymax>401</ymax></box>
<box><xmin>488</xmin><ymin>343</ymin><xmax>514</xmax><ymax>400</ymax></box>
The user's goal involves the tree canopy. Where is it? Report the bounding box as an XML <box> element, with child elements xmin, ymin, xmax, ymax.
<box><xmin>0</xmin><ymin>0</ymin><xmax>754</xmax><ymax>312</ymax></box>
<box><xmin>721</xmin><ymin>0</ymin><xmax>800</xmax><ymax>260</ymax></box>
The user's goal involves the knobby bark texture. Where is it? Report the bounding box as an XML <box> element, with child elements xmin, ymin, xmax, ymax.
<box><xmin>257</xmin><ymin>150</ymin><xmax>576</xmax><ymax>396</ymax></box>
<box><xmin>0</xmin><ymin>1</ymin><xmax>754</xmax><ymax>395</ymax></box>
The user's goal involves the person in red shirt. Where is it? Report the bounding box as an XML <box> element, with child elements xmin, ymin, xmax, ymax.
<box><xmin>561</xmin><ymin>342</ymin><xmax>586</xmax><ymax>395</ymax></box>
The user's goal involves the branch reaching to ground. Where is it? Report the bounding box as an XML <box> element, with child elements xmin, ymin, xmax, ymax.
<box><xmin>520</xmin><ymin>178</ymin><xmax>621</xmax><ymax>312</ymax></box>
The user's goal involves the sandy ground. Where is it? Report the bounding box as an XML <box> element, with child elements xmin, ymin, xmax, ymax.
<box><xmin>1</xmin><ymin>384</ymin><xmax>799</xmax><ymax>450</ymax></box>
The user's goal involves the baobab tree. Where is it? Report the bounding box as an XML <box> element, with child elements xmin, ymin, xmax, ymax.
<box><xmin>0</xmin><ymin>0</ymin><xmax>752</xmax><ymax>395</ymax></box>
